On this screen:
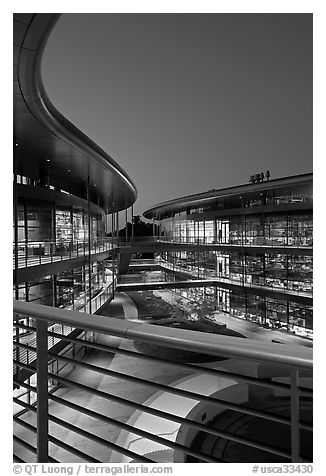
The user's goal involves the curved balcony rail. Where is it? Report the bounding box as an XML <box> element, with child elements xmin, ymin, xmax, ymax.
<box><xmin>155</xmin><ymin>259</ymin><xmax>312</xmax><ymax>299</ymax></box>
<box><xmin>116</xmin><ymin>235</ymin><xmax>313</xmax><ymax>250</ymax></box>
<box><xmin>13</xmin><ymin>238</ymin><xmax>118</xmax><ymax>269</ymax></box>
<box><xmin>13</xmin><ymin>300</ymin><xmax>312</xmax><ymax>464</ymax></box>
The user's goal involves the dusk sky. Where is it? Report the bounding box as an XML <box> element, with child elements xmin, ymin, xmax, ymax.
<box><xmin>42</xmin><ymin>13</ymin><xmax>312</xmax><ymax>216</ymax></box>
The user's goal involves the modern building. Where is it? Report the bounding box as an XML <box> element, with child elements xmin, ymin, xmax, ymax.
<box><xmin>13</xmin><ymin>13</ymin><xmax>313</xmax><ymax>465</ymax></box>
<box><xmin>144</xmin><ymin>173</ymin><xmax>313</xmax><ymax>340</ymax></box>
<box><xmin>13</xmin><ymin>12</ymin><xmax>137</xmax><ymax>403</ymax></box>
<box><xmin>14</xmin><ymin>13</ymin><xmax>136</xmax><ymax>317</ymax></box>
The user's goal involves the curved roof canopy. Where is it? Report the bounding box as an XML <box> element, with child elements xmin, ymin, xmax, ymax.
<box><xmin>14</xmin><ymin>13</ymin><xmax>137</xmax><ymax>213</ymax></box>
<box><xmin>143</xmin><ymin>173</ymin><xmax>312</xmax><ymax>219</ymax></box>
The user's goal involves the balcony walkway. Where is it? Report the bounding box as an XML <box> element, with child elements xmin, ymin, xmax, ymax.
<box><xmin>116</xmin><ymin>278</ymin><xmax>312</xmax><ymax>304</ymax></box>
<box><xmin>14</xmin><ymin>291</ymin><xmax>312</xmax><ymax>462</ymax></box>
<box><xmin>118</xmin><ymin>239</ymin><xmax>312</xmax><ymax>256</ymax></box>
<box><xmin>14</xmin><ymin>242</ymin><xmax>115</xmax><ymax>270</ymax></box>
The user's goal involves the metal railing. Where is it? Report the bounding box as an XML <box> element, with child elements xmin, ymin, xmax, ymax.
<box><xmin>13</xmin><ymin>238</ymin><xmax>117</xmax><ymax>269</ymax></box>
<box><xmin>116</xmin><ymin>235</ymin><xmax>313</xmax><ymax>249</ymax></box>
<box><xmin>13</xmin><ymin>300</ymin><xmax>312</xmax><ymax>464</ymax></box>
<box><xmin>13</xmin><ymin>281</ymin><xmax>115</xmax><ymax>376</ymax></box>
<box><xmin>156</xmin><ymin>259</ymin><xmax>313</xmax><ymax>298</ymax></box>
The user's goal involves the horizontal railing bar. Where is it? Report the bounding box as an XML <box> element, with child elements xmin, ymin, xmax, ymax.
<box><xmin>47</xmin><ymin>393</ymin><xmax>223</xmax><ymax>463</ymax></box>
<box><xmin>13</xmin><ymin>354</ymin><xmax>312</xmax><ymax>432</ymax></box>
<box><xmin>41</xmin><ymin>327</ymin><xmax>311</xmax><ymax>395</ymax></box>
<box><xmin>43</xmin><ymin>348</ymin><xmax>300</xmax><ymax>428</ymax></box>
<box><xmin>13</xmin><ymin>416</ymin><xmax>100</xmax><ymax>463</ymax></box>
<box><xmin>15</xmin><ymin>378</ymin><xmax>313</xmax><ymax>455</ymax></box>
<box><xmin>13</xmin><ymin>397</ymin><xmax>154</xmax><ymax>463</ymax></box>
<box><xmin>16</xmin><ymin>324</ymin><xmax>288</xmax><ymax>389</ymax></box>
<box><xmin>14</xmin><ymin>343</ymin><xmax>295</xmax><ymax>426</ymax></box>
<box><xmin>13</xmin><ymin>301</ymin><xmax>313</xmax><ymax>370</ymax></box>
<box><xmin>13</xmin><ymin>369</ymin><xmax>293</xmax><ymax>459</ymax></box>
<box><xmin>13</xmin><ymin>434</ymin><xmax>57</xmax><ymax>463</ymax></box>
<box><xmin>43</xmin><ymin>331</ymin><xmax>313</xmax><ymax>396</ymax></box>
<box><xmin>13</xmin><ymin>435</ymin><xmax>37</xmax><ymax>454</ymax></box>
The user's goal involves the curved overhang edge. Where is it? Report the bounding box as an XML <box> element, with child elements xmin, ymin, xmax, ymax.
<box><xmin>15</xmin><ymin>13</ymin><xmax>137</xmax><ymax>212</ymax></box>
<box><xmin>143</xmin><ymin>172</ymin><xmax>313</xmax><ymax>219</ymax></box>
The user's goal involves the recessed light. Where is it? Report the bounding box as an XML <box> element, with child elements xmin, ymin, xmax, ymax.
<box><xmin>15</xmin><ymin>143</ymin><xmax>19</xmax><ymax>147</ymax></box>
<box><xmin>67</xmin><ymin>169</ymin><xmax>71</xmax><ymax>172</ymax></box>
<box><xmin>46</xmin><ymin>159</ymin><xmax>51</xmax><ymax>162</ymax></box>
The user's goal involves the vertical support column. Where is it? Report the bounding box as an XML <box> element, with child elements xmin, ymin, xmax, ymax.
<box><xmin>287</xmin><ymin>300</ymin><xmax>290</xmax><ymax>333</ymax></box>
<box><xmin>13</xmin><ymin>142</ymin><xmax>21</xmax><ymax>381</ymax></box>
<box><xmin>53</xmin><ymin>201</ymin><xmax>56</xmax><ymax>254</ymax></box>
<box><xmin>71</xmin><ymin>269</ymin><xmax>74</xmax><ymax>310</ymax></box>
<box><xmin>131</xmin><ymin>205</ymin><xmax>134</xmax><ymax>243</ymax></box>
<box><xmin>242</xmin><ymin>253</ymin><xmax>246</xmax><ymax>286</ymax></box>
<box><xmin>116</xmin><ymin>211</ymin><xmax>119</xmax><ymax>241</ymax></box>
<box><xmin>25</xmin><ymin>281</ymin><xmax>29</xmax><ymax>302</ymax></box>
<box><xmin>24</xmin><ymin>198</ymin><xmax>28</xmax><ymax>267</ymax></box>
<box><xmin>245</xmin><ymin>292</ymin><xmax>248</xmax><ymax>320</ymax></box>
<box><xmin>13</xmin><ymin>142</ymin><xmax>19</xmax><ymax>300</ymax></box>
<box><xmin>125</xmin><ymin>208</ymin><xmax>128</xmax><ymax>242</ymax></box>
<box><xmin>286</xmin><ymin>254</ymin><xmax>289</xmax><ymax>289</ymax></box>
<box><xmin>240</xmin><ymin>196</ymin><xmax>244</xmax><ymax>247</ymax></box>
<box><xmin>197</xmin><ymin>251</ymin><xmax>200</xmax><ymax>278</ymax></box>
<box><xmin>262</xmin><ymin>296</ymin><xmax>267</xmax><ymax>325</ymax></box>
<box><xmin>36</xmin><ymin>319</ymin><xmax>49</xmax><ymax>463</ymax></box>
<box><xmin>111</xmin><ymin>212</ymin><xmax>115</xmax><ymax>300</ymax></box>
<box><xmin>290</xmin><ymin>368</ymin><xmax>301</xmax><ymax>462</ymax></box>
<box><xmin>53</xmin><ymin>274</ymin><xmax>57</xmax><ymax>307</ymax></box>
<box><xmin>87</xmin><ymin>175</ymin><xmax>92</xmax><ymax>314</ymax></box>
<box><xmin>70</xmin><ymin>207</ymin><xmax>74</xmax><ymax>255</ymax></box>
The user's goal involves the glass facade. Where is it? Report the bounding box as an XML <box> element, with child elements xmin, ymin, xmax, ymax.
<box><xmin>159</xmin><ymin>212</ymin><xmax>312</xmax><ymax>248</ymax></box>
<box><xmin>14</xmin><ymin>198</ymin><xmax>109</xmax><ymax>267</ymax></box>
<box><xmin>13</xmin><ymin>193</ymin><xmax>118</xmax><ymax>337</ymax></box>
<box><xmin>153</xmin><ymin>179</ymin><xmax>313</xmax><ymax>340</ymax></box>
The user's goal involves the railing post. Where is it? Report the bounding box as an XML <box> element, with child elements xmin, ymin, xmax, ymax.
<box><xmin>36</xmin><ymin>319</ymin><xmax>49</xmax><ymax>463</ymax></box>
<box><xmin>290</xmin><ymin>368</ymin><xmax>301</xmax><ymax>462</ymax></box>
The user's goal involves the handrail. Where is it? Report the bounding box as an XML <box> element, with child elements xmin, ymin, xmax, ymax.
<box><xmin>155</xmin><ymin>259</ymin><xmax>313</xmax><ymax>299</ymax></box>
<box><xmin>13</xmin><ymin>300</ymin><xmax>312</xmax><ymax>370</ymax></box>
<box><xmin>116</xmin><ymin>235</ymin><xmax>313</xmax><ymax>249</ymax></box>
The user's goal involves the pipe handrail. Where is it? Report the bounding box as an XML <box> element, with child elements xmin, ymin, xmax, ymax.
<box><xmin>13</xmin><ymin>300</ymin><xmax>312</xmax><ymax>370</ymax></box>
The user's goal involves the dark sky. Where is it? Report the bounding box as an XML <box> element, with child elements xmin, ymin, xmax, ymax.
<box><xmin>42</xmin><ymin>13</ymin><xmax>312</xmax><ymax>216</ymax></box>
